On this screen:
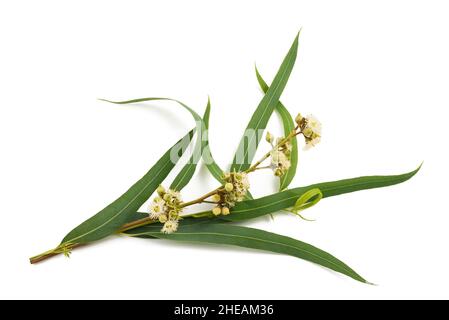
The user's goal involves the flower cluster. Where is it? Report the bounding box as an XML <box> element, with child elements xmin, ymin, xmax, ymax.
<box><xmin>211</xmin><ymin>172</ymin><xmax>250</xmax><ymax>216</ymax></box>
<box><xmin>295</xmin><ymin>113</ymin><xmax>322</xmax><ymax>150</ymax></box>
<box><xmin>148</xmin><ymin>185</ymin><xmax>182</xmax><ymax>234</ymax></box>
<box><xmin>266</xmin><ymin>132</ymin><xmax>292</xmax><ymax>177</ymax></box>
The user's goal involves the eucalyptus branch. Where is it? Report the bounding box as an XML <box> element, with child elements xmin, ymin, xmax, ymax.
<box><xmin>28</xmin><ymin>33</ymin><xmax>420</xmax><ymax>284</ymax></box>
<box><xmin>30</xmin><ymin>128</ymin><xmax>301</xmax><ymax>264</ymax></box>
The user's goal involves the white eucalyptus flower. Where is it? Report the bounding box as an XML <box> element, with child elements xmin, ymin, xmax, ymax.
<box><xmin>164</xmin><ymin>189</ymin><xmax>182</xmax><ymax>204</ymax></box>
<box><xmin>161</xmin><ymin>219</ymin><xmax>179</xmax><ymax>234</ymax></box>
<box><xmin>304</xmin><ymin>136</ymin><xmax>321</xmax><ymax>151</ymax></box>
<box><xmin>305</xmin><ymin>114</ymin><xmax>322</xmax><ymax>137</ymax></box>
<box><xmin>148</xmin><ymin>198</ymin><xmax>166</xmax><ymax>219</ymax></box>
<box><xmin>270</xmin><ymin>150</ymin><xmax>291</xmax><ymax>175</ymax></box>
<box><xmin>221</xmin><ymin>171</ymin><xmax>250</xmax><ymax>207</ymax></box>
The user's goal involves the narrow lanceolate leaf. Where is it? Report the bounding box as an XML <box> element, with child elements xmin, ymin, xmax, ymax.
<box><xmin>231</xmin><ymin>32</ymin><xmax>300</xmax><ymax>172</ymax></box>
<box><xmin>124</xmin><ymin>216</ymin><xmax>220</xmax><ymax>239</ymax></box>
<box><xmin>201</xmin><ymin>97</ymin><xmax>225</xmax><ymax>183</ymax></box>
<box><xmin>255</xmin><ymin>67</ymin><xmax>298</xmax><ymax>190</ymax></box>
<box><xmin>126</xmin><ymin>223</ymin><xmax>367</xmax><ymax>283</ymax></box>
<box><xmin>170</xmin><ymin>100</ymin><xmax>210</xmax><ymax>190</ymax></box>
<box><xmin>61</xmin><ymin>130</ymin><xmax>194</xmax><ymax>245</ymax></box>
<box><xmin>100</xmin><ymin>97</ymin><xmax>221</xmax><ymax>191</ymax></box>
<box><xmin>124</xmin><ymin>217</ymin><xmax>224</xmax><ymax>238</ymax></box>
<box><xmin>125</xmin><ymin>211</ymin><xmax>149</xmax><ymax>224</ymax></box>
<box><xmin>100</xmin><ymin>97</ymin><xmax>205</xmax><ymax>191</ymax></box>
<box><xmin>291</xmin><ymin>188</ymin><xmax>323</xmax><ymax>213</ymax></box>
<box><xmin>221</xmin><ymin>165</ymin><xmax>421</xmax><ymax>222</ymax></box>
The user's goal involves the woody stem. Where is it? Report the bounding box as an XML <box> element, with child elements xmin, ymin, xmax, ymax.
<box><xmin>31</xmin><ymin>200</ymin><xmax>219</xmax><ymax>264</ymax></box>
<box><xmin>179</xmin><ymin>187</ymin><xmax>223</xmax><ymax>208</ymax></box>
<box><xmin>29</xmin><ymin>243</ymin><xmax>82</xmax><ymax>264</ymax></box>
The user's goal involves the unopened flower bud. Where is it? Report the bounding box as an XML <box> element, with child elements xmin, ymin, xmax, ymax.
<box><xmin>225</xmin><ymin>183</ymin><xmax>234</xmax><ymax>192</ymax></box>
<box><xmin>265</xmin><ymin>131</ymin><xmax>274</xmax><ymax>144</ymax></box>
<box><xmin>274</xmin><ymin>168</ymin><xmax>283</xmax><ymax>177</ymax></box>
<box><xmin>163</xmin><ymin>193</ymin><xmax>171</xmax><ymax>202</ymax></box>
<box><xmin>169</xmin><ymin>210</ymin><xmax>178</xmax><ymax>218</ymax></box>
<box><xmin>212</xmin><ymin>207</ymin><xmax>222</xmax><ymax>216</ymax></box>
<box><xmin>211</xmin><ymin>194</ymin><xmax>221</xmax><ymax>202</ymax></box>
<box><xmin>303</xmin><ymin>127</ymin><xmax>313</xmax><ymax>138</ymax></box>
<box><xmin>222</xmin><ymin>207</ymin><xmax>230</xmax><ymax>215</ymax></box>
<box><xmin>157</xmin><ymin>185</ymin><xmax>165</xmax><ymax>196</ymax></box>
<box><xmin>158</xmin><ymin>214</ymin><xmax>168</xmax><ymax>223</ymax></box>
<box><xmin>295</xmin><ymin>113</ymin><xmax>303</xmax><ymax>126</ymax></box>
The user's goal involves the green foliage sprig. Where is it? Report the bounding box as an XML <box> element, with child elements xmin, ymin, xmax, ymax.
<box><xmin>30</xmin><ymin>32</ymin><xmax>420</xmax><ymax>283</ymax></box>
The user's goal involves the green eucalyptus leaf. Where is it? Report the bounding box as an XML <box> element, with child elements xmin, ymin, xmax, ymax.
<box><xmin>231</xmin><ymin>32</ymin><xmax>300</xmax><ymax>172</ymax></box>
<box><xmin>292</xmin><ymin>188</ymin><xmax>323</xmax><ymax>213</ymax></box>
<box><xmin>170</xmin><ymin>100</ymin><xmax>210</xmax><ymax>191</ymax></box>
<box><xmin>126</xmin><ymin>223</ymin><xmax>367</xmax><ymax>283</ymax></box>
<box><xmin>125</xmin><ymin>216</ymin><xmax>219</xmax><ymax>239</ymax></box>
<box><xmin>131</xmin><ymin>165</ymin><xmax>420</xmax><ymax>223</ymax></box>
<box><xmin>61</xmin><ymin>129</ymin><xmax>194</xmax><ymax>245</ymax></box>
<box><xmin>201</xmin><ymin>97</ymin><xmax>225</xmax><ymax>183</ymax></box>
<box><xmin>255</xmin><ymin>66</ymin><xmax>298</xmax><ymax>190</ymax></box>
<box><xmin>125</xmin><ymin>216</ymin><xmax>224</xmax><ymax>237</ymax></box>
<box><xmin>221</xmin><ymin>165</ymin><xmax>421</xmax><ymax>222</ymax></box>
<box><xmin>124</xmin><ymin>211</ymin><xmax>149</xmax><ymax>223</ymax></box>
<box><xmin>100</xmin><ymin>97</ymin><xmax>205</xmax><ymax>191</ymax></box>
<box><xmin>101</xmin><ymin>97</ymin><xmax>225</xmax><ymax>190</ymax></box>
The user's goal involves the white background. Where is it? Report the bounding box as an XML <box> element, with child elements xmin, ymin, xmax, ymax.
<box><xmin>1</xmin><ymin>0</ymin><xmax>448</xmax><ymax>299</ymax></box>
